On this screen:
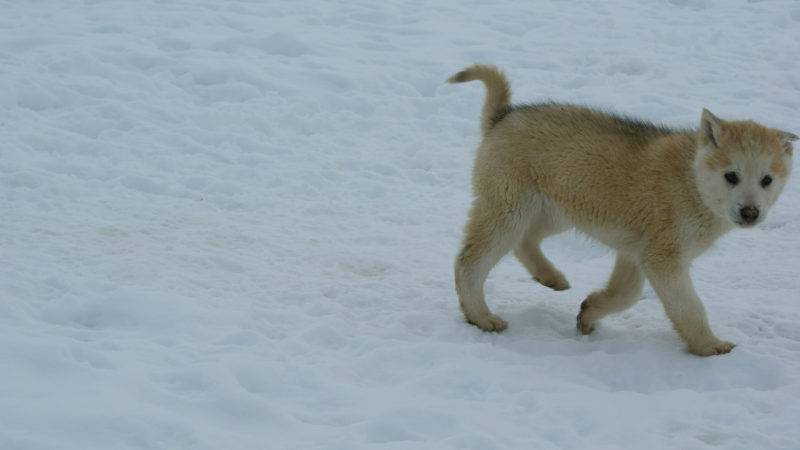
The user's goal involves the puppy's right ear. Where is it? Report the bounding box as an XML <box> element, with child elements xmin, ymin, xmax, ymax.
<box><xmin>700</xmin><ymin>109</ymin><xmax>724</xmax><ymax>149</ymax></box>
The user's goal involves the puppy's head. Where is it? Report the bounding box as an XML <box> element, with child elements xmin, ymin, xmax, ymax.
<box><xmin>693</xmin><ymin>109</ymin><xmax>796</xmax><ymax>228</ymax></box>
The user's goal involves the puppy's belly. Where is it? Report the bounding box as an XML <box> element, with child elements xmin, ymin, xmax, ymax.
<box><xmin>578</xmin><ymin>225</ymin><xmax>643</xmax><ymax>255</ymax></box>
<box><xmin>536</xmin><ymin>194</ymin><xmax>643</xmax><ymax>255</ymax></box>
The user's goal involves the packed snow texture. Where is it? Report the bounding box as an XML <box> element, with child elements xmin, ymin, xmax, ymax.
<box><xmin>2</xmin><ymin>0</ymin><xmax>800</xmax><ymax>449</ymax></box>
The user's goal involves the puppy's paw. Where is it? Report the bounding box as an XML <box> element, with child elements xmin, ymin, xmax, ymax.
<box><xmin>576</xmin><ymin>298</ymin><xmax>596</xmax><ymax>335</ymax></box>
<box><xmin>688</xmin><ymin>340</ymin><xmax>736</xmax><ymax>357</ymax></box>
<box><xmin>468</xmin><ymin>313</ymin><xmax>508</xmax><ymax>332</ymax></box>
<box><xmin>534</xmin><ymin>270</ymin><xmax>570</xmax><ymax>291</ymax></box>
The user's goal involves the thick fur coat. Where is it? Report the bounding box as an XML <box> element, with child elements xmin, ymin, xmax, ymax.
<box><xmin>450</xmin><ymin>64</ymin><xmax>796</xmax><ymax>356</ymax></box>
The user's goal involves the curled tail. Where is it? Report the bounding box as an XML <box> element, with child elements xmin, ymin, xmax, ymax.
<box><xmin>447</xmin><ymin>64</ymin><xmax>512</xmax><ymax>136</ymax></box>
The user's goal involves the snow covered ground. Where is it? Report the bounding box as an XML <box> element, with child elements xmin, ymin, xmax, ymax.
<box><xmin>2</xmin><ymin>0</ymin><xmax>800</xmax><ymax>448</ymax></box>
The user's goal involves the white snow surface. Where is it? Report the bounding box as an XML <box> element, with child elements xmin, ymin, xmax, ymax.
<box><xmin>2</xmin><ymin>0</ymin><xmax>800</xmax><ymax>449</ymax></box>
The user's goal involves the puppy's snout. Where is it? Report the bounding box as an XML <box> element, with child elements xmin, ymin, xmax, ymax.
<box><xmin>740</xmin><ymin>206</ymin><xmax>759</xmax><ymax>224</ymax></box>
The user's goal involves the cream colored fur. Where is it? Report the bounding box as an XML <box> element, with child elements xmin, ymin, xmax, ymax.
<box><xmin>449</xmin><ymin>64</ymin><xmax>797</xmax><ymax>356</ymax></box>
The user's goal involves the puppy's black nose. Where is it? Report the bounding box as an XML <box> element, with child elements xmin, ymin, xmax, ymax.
<box><xmin>740</xmin><ymin>207</ymin><xmax>759</xmax><ymax>224</ymax></box>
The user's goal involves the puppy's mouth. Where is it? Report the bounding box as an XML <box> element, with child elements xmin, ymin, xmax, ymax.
<box><xmin>729</xmin><ymin>209</ymin><xmax>762</xmax><ymax>229</ymax></box>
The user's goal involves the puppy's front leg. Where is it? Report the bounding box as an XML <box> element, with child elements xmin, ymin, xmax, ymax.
<box><xmin>645</xmin><ymin>269</ymin><xmax>735</xmax><ymax>356</ymax></box>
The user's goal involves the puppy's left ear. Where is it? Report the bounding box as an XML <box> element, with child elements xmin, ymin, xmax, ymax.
<box><xmin>779</xmin><ymin>130</ymin><xmax>798</xmax><ymax>156</ymax></box>
<box><xmin>700</xmin><ymin>109</ymin><xmax>724</xmax><ymax>149</ymax></box>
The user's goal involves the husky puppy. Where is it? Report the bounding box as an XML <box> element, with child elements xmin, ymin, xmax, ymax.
<box><xmin>449</xmin><ymin>64</ymin><xmax>796</xmax><ymax>356</ymax></box>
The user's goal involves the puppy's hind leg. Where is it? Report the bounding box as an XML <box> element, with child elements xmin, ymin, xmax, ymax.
<box><xmin>455</xmin><ymin>197</ymin><xmax>533</xmax><ymax>332</ymax></box>
<box><xmin>514</xmin><ymin>213</ymin><xmax>570</xmax><ymax>291</ymax></box>
<box><xmin>577</xmin><ymin>254</ymin><xmax>645</xmax><ymax>334</ymax></box>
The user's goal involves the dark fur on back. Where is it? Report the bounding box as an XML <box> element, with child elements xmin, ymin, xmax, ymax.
<box><xmin>501</xmin><ymin>102</ymin><xmax>682</xmax><ymax>137</ymax></box>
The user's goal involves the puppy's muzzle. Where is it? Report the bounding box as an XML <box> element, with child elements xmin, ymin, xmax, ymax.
<box><xmin>740</xmin><ymin>206</ymin><xmax>759</xmax><ymax>224</ymax></box>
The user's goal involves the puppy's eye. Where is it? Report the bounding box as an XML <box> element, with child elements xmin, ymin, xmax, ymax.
<box><xmin>761</xmin><ymin>175</ymin><xmax>772</xmax><ymax>187</ymax></box>
<box><xmin>724</xmin><ymin>172</ymin><xmax>738</xmax><ymax>185</ymax></box>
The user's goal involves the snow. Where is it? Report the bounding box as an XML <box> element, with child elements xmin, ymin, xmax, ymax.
<box><xmin>1</xmin><ymin>0</ymin><xmax>800</xmax><ymax>448</ymax></box>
